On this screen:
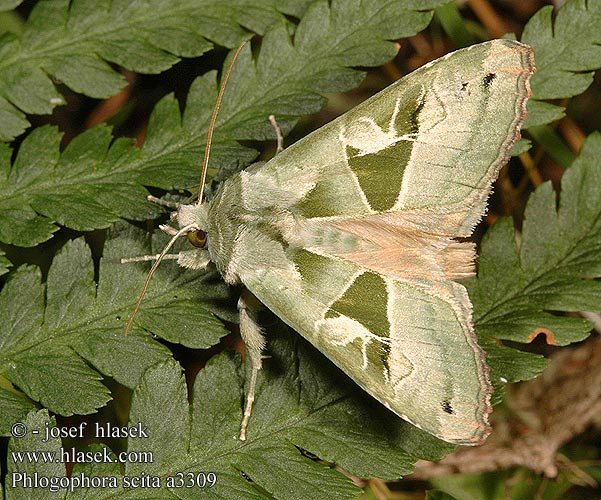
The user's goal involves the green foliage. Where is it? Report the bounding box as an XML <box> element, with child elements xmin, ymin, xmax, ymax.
<box><xmin>431</xmin><ymin>469</ymin><xmax>576</xmax><ymax>500</ymax></box>
<box><xmin>6</xmin><ymin>340</ymin><xmax>440</xmax><ymax>499</ymax></box>
<box><xmin>521</xmin><ymin>0</ymin><xmax>601</xmax><ymax>133</ymax></box>
<box><xmin>0</xmin><ymin>0</ymin><xmax>303</xmax><ymax>141</ymax></box>
<box><xmin>0</xmin><ymin>126</ymin><xmax>158</xmax><ymax>246</ymax></box>
<box><xmin>469</xmin><ymin>133</ymin><xmax>601</xmax><ymax>388</ymax></box>
<box><xmin>0</xmin><ymin>0</ymin><xmax>600</xmax><ymax>498</ymax></box>
<box><xmin>0</xmin><ymin>225</ymin><xmax>234</xmax><ymax>416</ymax></box>
<box><xmin>1</xmin><ymin>0</ymin><xmax>446</xmax><ymax>247</ymax></box>
<box><xmin>6</xmin><ymin>412</ymin><xmax>65</xmax><ymax>500</ymax></box>
<box><xmin>0</xmin><ymin>249</ymin><xmax>9</xmax><ymax>276</ymax></box>
<box><xmin>522</xmin><ymin>0</ymin><xmax>601</xmax><ymax>100</ymax></box>
<box><xmin>0</xmin><ymin>386</ymin><xmax>35</xmax><ymax>435</ymax></box>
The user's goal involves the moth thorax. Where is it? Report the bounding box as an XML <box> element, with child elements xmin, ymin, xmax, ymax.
<box><xmin>177</xmin><ymin>203</ymin><xmax>209</xmax><ymax>231</ymax></box>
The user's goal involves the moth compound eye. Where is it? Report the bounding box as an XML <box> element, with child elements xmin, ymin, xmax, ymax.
<box><xmin>187</xmin><ymin>229</ymin><xmax>207</xmax><ymax>248</ymax></box>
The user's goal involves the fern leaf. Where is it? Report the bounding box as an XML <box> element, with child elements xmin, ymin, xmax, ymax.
<box><xmin>0</xmin><ymin>387</ymin><xmax>35</xmax><ymax>436</ymax></box>
<box><xmin>0</xmin><ymin>126</ymin><xmax>159</xmax><ymax>246</ymax></box>
<box><xmin>0</xmin><ymin>0</ymin><xmax>448</xmax><ymax>141</ymax></box>
<box><xmin>523</xmin><ymin>0</ymin><xmax>601</xmax><ymax>127</ymax></box>
<box><xmin>470</xmin><ymin>133</ymin><xmax>601</xmax><ymax>385</ymax></box>
<box><xmin>1</xmin><ymin>1</ymin><xmax>447</xmax><ymax>246</ymax></box>
<box><xmin>0</xmin><ymin>249</ymin><xmax>9</xmax><ymax>276</ymax></box>
<box><xmin>0</xmin><ymin>0</ymin><xmax>292</xmax><ymax>140</ymax></box>
<box><xmin>8</xmin><ymin>334</ymin><xmax>454</xmax><ymax>499</ymax></box>
<box><xmin>0</xmin><ymin>225</ymin><xmax>234</xmax><ymax>416</ymax></box>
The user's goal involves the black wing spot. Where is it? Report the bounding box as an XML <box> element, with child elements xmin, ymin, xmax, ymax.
<box><xmin>442</xmin><ymin>399</ymin><xmax>455</xmax><ymax>415</ymax></box>
<box><xmin>483</xmin><ymin>72</ymin><xmax>497</xmax><ymax>89</ymax></box>
<box><xmin>409</xmin><ymin>96</ymin><xmax>426</xmax><ymax>134</ymax></box>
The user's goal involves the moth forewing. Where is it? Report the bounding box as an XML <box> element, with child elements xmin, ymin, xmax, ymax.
<box><xmin>175</xmin><ymin>39</ymin><xmax>534</xmax><ymax>445</ymax></box>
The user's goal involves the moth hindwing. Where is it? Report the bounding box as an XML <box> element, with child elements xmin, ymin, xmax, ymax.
<box><xmin>176</xmin><ymin>39</ymin><xmax>535</xmax><ymax>445</ymax></box>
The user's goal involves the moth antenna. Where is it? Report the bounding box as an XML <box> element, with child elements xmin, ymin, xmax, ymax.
<box><xmin>124</xmin><ymin>42</ymin><xmax>248</xmax><ymax>337</ymax></box>
<box><xmin>196</xmin><ymin>39</ymin><xmax>248</xmax><ymax>205</ymax></box>
<box><xmin>120</xmin><ymin>254</ymin><xmax>180</xmax><ymax>263</ymax></box>
<box><xmin>124</xmin><ymin>223</ymin><xmax>196</xmax><ymax>336</ymax></box>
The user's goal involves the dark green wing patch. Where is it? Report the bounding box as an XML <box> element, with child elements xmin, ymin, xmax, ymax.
<box><xmin>346</xmin><ymin>143</ymin><xmax>408</xmax><ymax>212</ymax></box>
<box><xmin>326</xmin><ymin>271</ymin><xmax>391</xmax><ymax>371</ymax></box>
<box><xmin>296</xmin><ymin>85</ymin><xmax>426</xmax><ymax>216</ymax></box>
<box><xmin>345</xmin><ymin>85</ymin><xmax>425</xmax><ymax>212</ymax></box>
<box><xmin>291</xmin><ymin>248</ymin><xmax>333</xmax><ymax>285</ymax></box>
<box><xmin>296</xmin><ymin>179</ymin><xmax>344</xmax><ymax>218</ymax></box>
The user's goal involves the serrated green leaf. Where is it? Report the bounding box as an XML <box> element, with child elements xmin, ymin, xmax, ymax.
<box><xmin>1</xmin><ymin>59</ymin><xmax>63</xmax><ymax>115</ymax></box>
<box><xmin>0</xmin><ymin>96</ymin><xmax>29</xmax><ymax>141</ymax></box>
<box><xmin>8</xmin><ymin>341</ymin><xmax>110</xmax><ymax>417</ymax></box>
<box><xmin>1</xmin><ymin>0</ymin><xmax>434</xmax><ymax>141</ymax></box>
<box><xmin>0</xmin><ymin>224</ymin><xmax>234</xmax><ymax>416</ymax></box>
<box><xmin>523</xmin><ymin>100</ymin><xmax>565</xmax><ymax>128</ymax></box>
<box><xmin>0</xmin><ymin>249</ymin><xmax>10</xmax><ymax>276</ymax></box>
<box><xmin>470</xmin><ymin>133</ymin><xmax>601</xmax><ymax>384</ymax></box>
<box><xmin>217</xmin><ymin>1</ymin><xmax>436</xmax><ymax>137</ymax></box>
<box><xmin>0</xmin><ymin>387</ymin><xmax>36</xmax><ymax>436</ymax></box>
<box><xmin>5</xmin><ymin>411</ymin><xmax>66</xmax><ymax>500</ymax></box>
<box><xmin>0</xmin><ymin>0</ymin><xmax>299</xmax><ymax>140</ymax></box>
<box><xmin>517</xmin><ymin>0</ymin><xmax>601</xmax><ymax>129</ymax></box>
<box><xmin>127</xmin><ymin>360</ymin><xmax>190</xmax><ymax>476</ymax></box>
<box><xmin>1</xmin><ymin>2</ymin><xmax>445</xmax><ymax>247</ymax></box>
<box><xmin>0</xmin><ymin>1</ymin><xmax>22</xmax><ymax>12</ymax></box>
<box><xmin>0</xmin><ymin>125</ymin><xmax>160</xmax><ymax>246</ymax></box>
<box><xmin>522</xmin><ymin>0</ymin><xmax>601</xmax><ymax>100</ymax></box>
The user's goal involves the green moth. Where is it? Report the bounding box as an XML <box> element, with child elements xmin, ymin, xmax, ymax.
<box><xmin>146</xmin><ymin>40</ymin><xmax>534</xmax><ymax>445</ymax></box>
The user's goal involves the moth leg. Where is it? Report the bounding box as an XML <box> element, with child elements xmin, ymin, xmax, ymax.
<box><xmin>147</xmin><ymin>195</ymin><xmax>179</xmax><ymax>208</ymax></box>
<box><xmin>238</xmin><ymin>290</ymin><xmax>266</xmax><ymax>440</ymax></box>
<box><xmin>148</xmin><ymin>194</ymin><xmax>197</xmax><ymax>209</ymax></box>
<box><xmin>268</xmin><ymin>114</ymin><xmax>284</xmax><ymax>153</ymax></box>
<box><xmin>159</xmin><ymin>224</ymin><xmax>178</xmax><ymax>236</ymax></box>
